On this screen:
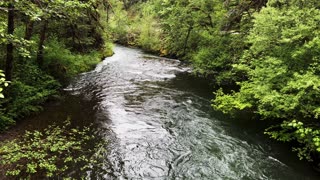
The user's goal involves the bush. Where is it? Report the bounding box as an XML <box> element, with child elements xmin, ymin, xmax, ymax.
<box><xmin>212</xmin><ymin>2</ymin><xmax>320</xmax><ymax>160</ymax></box>
<box><xmin>4</xmin><ymin>61</ymin><xmax>61</xmax><ymax>120</ymax></box>
<box><xmin>0</xmin><ymin>62</ymin><xmax>60</xmax><ymax>131</ymax></box>
<box><xmin>0</xmin><ymin>120</ymin><xmax>107</xmax><ymax>179</ymax></box>
<box><xmin>43</xmin><ymin>38</ymin><xmax>102</xmax><ymax>83</ymax></box>
<box><xmin>6</xmin><ymin>80</ymin><xmax>58</xmax><ymax>119</ymax></box>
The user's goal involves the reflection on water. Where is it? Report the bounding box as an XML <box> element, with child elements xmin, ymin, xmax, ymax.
<box><xmin>27</xmin><ymin>45</ymin><xmax>320</xmax><ymax>179</ymax></box>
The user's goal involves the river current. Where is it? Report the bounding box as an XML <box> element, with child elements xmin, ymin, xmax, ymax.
<box><xmin>23</xmin><ymin>45</ymin><xmax>320</xmax><ymax>179</ymax></box>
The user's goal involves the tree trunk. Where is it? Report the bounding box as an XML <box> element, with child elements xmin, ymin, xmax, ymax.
<box><xmin>183</xmin><ymin>26</ymin><xmax>193</xmax><ymax>56</ymax></box>
<box><xmin>71</xmin><ymin>24</ymin><xmax>76</xmax><ymax>46</ymax></box>
<box><xmin>5</xmin><ymin>3</ymin><xmax>14</xmax><ymax>81</ymax></box>
<box><xmin>24</xmin><ymin>19</ymin><xmax>34</xmax><ymax>40</ymax></box>
<box><xmin>37</xmin><ymin>21</ymin><xmax>48</xmax><ymax>67</ymax></box>
<box><xmin>106</xmin><ymin>5</ymin><xmax>109</xmax><ymax>23</ymax></box>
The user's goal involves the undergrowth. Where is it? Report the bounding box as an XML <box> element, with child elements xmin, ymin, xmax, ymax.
<box><xmin>0</xmin><ymin>37</ymin><xmax>106</xmax><ymax>131</ymax></box>
<box><xmin>0</xmin><ymin>120</ymin><xmax>108</xmax><ymax>179</ymax></box>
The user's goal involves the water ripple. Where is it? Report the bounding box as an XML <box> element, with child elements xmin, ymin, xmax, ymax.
<box><xmin>66</xmin><ymin>45</ymin><xmax>319</xmax><ymax>180</ymax></box>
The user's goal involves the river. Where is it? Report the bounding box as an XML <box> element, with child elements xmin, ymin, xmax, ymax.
<box><xmin>14</xmin><ymin>45</ymin><xmax>320</xmax><ymax>179</ymax></box>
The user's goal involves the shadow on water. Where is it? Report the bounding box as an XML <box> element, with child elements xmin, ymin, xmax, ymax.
<box><xmin>158</xmin><ymin>71</ymin><xmax>320</xmax><ymax>179</ymax></box>
<box><xmin>2</xmin><ymin>45</ymin><xmax>320</xmax><ymax>179</ymax></box>
<box><xmin>0</xmin><ymin>93</ymin><xmax>98</xmax><ymax>143</ymax></box>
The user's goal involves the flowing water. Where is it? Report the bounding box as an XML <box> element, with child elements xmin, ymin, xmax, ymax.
<box><xmin>18</xmin><ymin>45</ymin><xmax>320</xmax><ymax>179</ymax></box>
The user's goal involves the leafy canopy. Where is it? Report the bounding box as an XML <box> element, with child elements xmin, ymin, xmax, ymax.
<box><xmin>213</xmin><ymin>0</ymin><xmax>320</xmax><ymax>160</ymax></box>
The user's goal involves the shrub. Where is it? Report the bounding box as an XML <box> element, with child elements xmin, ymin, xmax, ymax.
<box><xmin>4</xmin><ymin>62</ymin><xmax>61</xmax><ymax>120</ymax></box>
<box><xmin>0</xmin><ymin>120</ymin><xmax>107</xmax><ymax>179</ymax></box>
<box><xmin>43</xmin><ymin>38</ymin><xmax>101</xmax><ymax>83</ymax></box>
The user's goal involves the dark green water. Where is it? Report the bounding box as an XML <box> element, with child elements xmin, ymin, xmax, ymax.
<box><xmin>16</xmin><ymin>45</ymin><xmax>320</xmax><ymax>179</ymax></box>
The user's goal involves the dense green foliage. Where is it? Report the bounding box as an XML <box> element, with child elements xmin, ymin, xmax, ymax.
<box><xmin>0</xmin><ymin>0</ymin><xmax>124</xmax><ymax>176</ymax></box>
<box><xmin>0</xmin><ymin>120</ymin><xmax>107</xmax><ymax>178</ymax></box>
<box><xmin>43</xmin><ymin>38</ymin><xmax>103</xmax><ymax>82</ymax></box>
<box><xmin>112</xmin><ymin>0</ymin><xmax>264</xmax><ymax>83</ymax></box>
<box><xmin>112</xmin><ymin>0</ymin><xmax>320</xmax><ymax>163</ymax></box>
<box><xmin>0</xmin><ymin>0</ymin><xmax>114</xmax><ymax>130</ymax></box>
<box><xmin>1</xmin><ymin>0</ymin><xmax>320</xmax><ymax>170</ymax></box>
<box><xmin>213</xmin><ymin>0</ymin><xmax>320</xmax><ymax>161</ymax></box>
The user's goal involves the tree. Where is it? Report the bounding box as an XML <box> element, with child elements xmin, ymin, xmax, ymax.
<box><xmin>0</xmin><ymin>0</ymin><xmax>112</xmax><ymax>130</ymax></box>
<box><xmin>213</xmin><ymin>0</ymin><xmax>320</xmax><ymax>160</ymax></box>
<box><xmin>5</xmin><ymin>2</ymin><xmax>14</xmax><ymax>81</ymax></box>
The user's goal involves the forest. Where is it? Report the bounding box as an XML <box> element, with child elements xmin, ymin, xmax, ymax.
<box><xmin>0</xmin><ymin>0</ymin><xmax>320</xmax><ymax>178</ymax></box>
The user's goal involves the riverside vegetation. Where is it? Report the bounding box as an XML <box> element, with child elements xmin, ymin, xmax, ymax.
<box><xmin>0</xmin><ymin>0</ymin><xmax>115</xmax><ymax>129</ymax></box>
<box><xmin>0</xmin><ymin>120</ymin><xmax>107</xmax><ymax>179</ymax></box>
<box><xmin>0</xmin><ymin>0</ymin><xmax>113</xmax><ymax>178</ymax></box>
<box><xmin>0</xmin><ymin>0</ymin><xmax>320</xmax><ymax>177</ymax></box>
<box><xmin>109</xmin><ymin>0</ymin><xmax>320</xmax><ymax>167</ymax></box>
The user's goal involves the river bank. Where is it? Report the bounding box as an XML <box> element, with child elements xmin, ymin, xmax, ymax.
<box><xmin>1</xmin><ymin>45</ymin><xmax>318</xmax><ymax>179</ymax></box>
